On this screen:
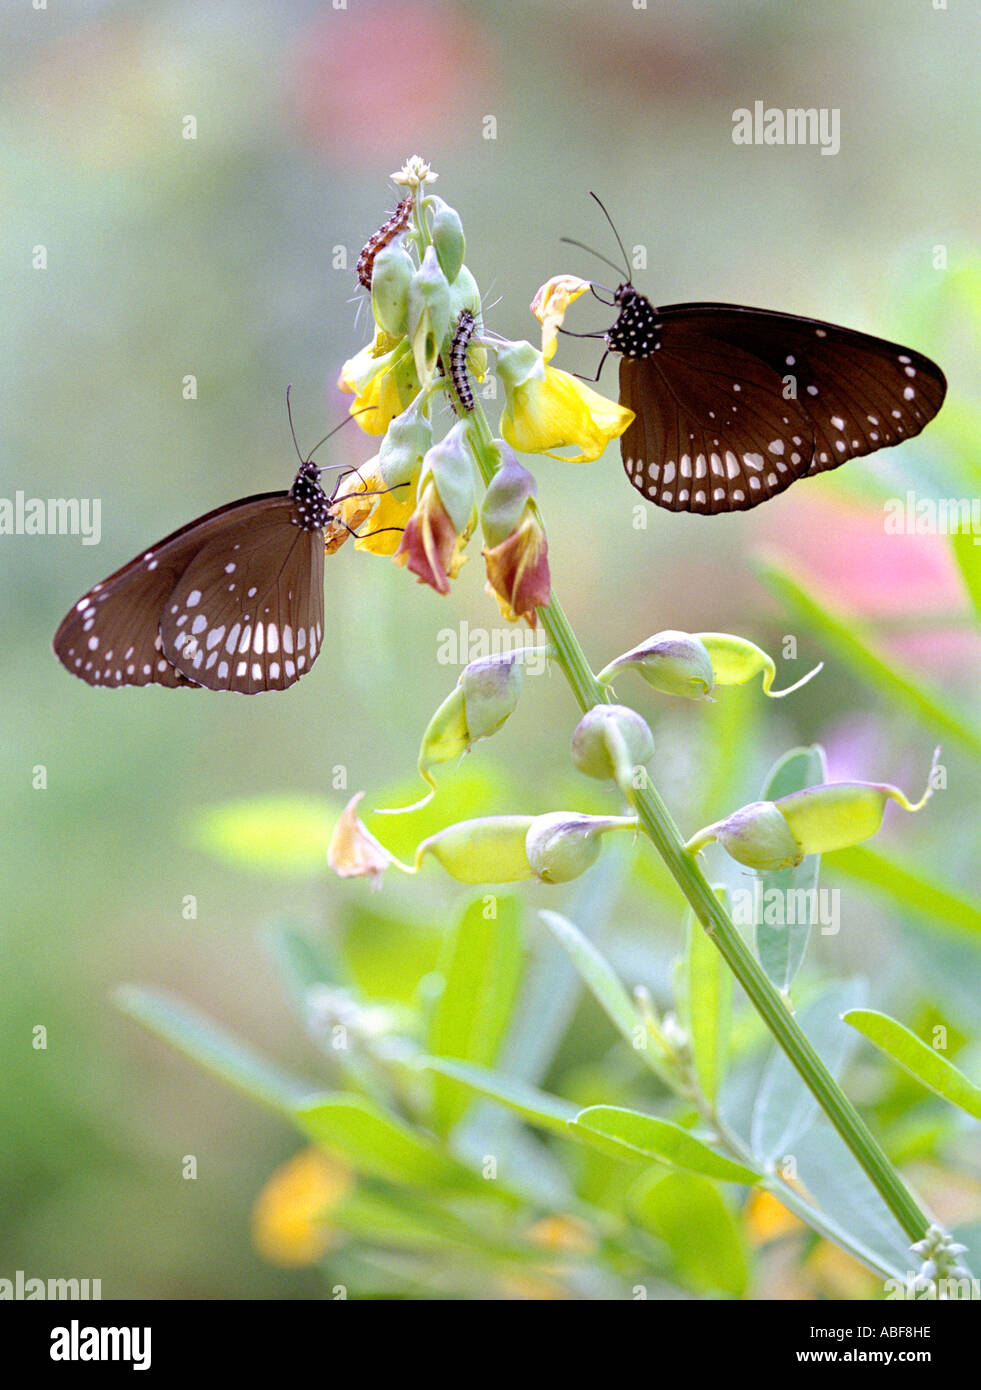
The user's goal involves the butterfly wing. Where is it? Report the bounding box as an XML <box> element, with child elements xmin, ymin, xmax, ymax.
<box><xmin>619</xmin><ymin>302</ymin><xmax>946</xmax><ymax>514</ymax></box>
<box><xmin>620</xmin><ymin>334</ymin><xmax>815</xmax><ymax>514</ymax></box>
<box><xmin>53</xmin><ymin>491</ymin><xmax>287</xmax><ymax>688</ymax></box>
<box><xmin>159</xmin><ymin>499</ymin><xmax>325</xmax><ymax>693</ymax></box>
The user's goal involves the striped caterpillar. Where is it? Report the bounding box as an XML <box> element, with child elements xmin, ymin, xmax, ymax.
<box><xmin>448</xmin><ymin>309</ymin><xmax>477</xmax><ymax>413</ymax></box>
<box><xmin>356</xmin><ymin>196</ymin><xmax>413</xmax><ymax>290</ymax></box>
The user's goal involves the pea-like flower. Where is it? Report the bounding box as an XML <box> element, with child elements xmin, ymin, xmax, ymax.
<box><xmin>395</xmin><ymin>420</ymin><xmax>476</xmax><ymax>594</ymax></box>
<box><xmin>498</xmin><ymin>336</ymin><xmax>634</xmax><ymax>464</ymax></box>
<box><xmin>685</xmin><ymin>752</ymin><xmax>940</xmax><ymax>870</ymax></box>
<box><xmin>481</xmin><ymin>447</ymin><xmax>550</xmax><ymax>624</ymax></box>
<box><xmin>337</xmin><ymin>329</ymin><xmax>421</xmax><ymax>436</ymax></box>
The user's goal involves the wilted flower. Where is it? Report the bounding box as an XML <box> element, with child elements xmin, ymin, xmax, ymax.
<box><xmin>396</xmin><ymin>420</ymin><xmax>475</xmax><ymax>593</ymax></box>
<box><xmin>327</xmin><ymin>792</ymin><xmax>393</xmax><ymax>883</ymax></box>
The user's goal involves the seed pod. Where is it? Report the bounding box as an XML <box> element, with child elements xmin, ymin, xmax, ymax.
<box><xmin>407</xmin><ymin>245</ymin><xmax>451</xmax><ymax>384</ymax></box>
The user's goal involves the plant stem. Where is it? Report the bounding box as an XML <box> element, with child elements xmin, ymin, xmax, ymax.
<box><xmin>465</xmin><ymin>403</ymin><xmax>931</xmax><ymax>1248</ymax></box>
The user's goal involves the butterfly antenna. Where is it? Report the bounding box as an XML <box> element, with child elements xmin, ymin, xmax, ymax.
<box><xmin>559</xmin><ymin>237</ymin><xmax>625</xmax><ymax>279</ymax></box>
<box><xmin>588</xmin><ymin>192</ymin><xmax>632</xmax><ymax>281</ymax></box>
<box><xmin>286</xmin><ymin>384</ymin><xmax>304</xmax><ymax>464</ymax></box>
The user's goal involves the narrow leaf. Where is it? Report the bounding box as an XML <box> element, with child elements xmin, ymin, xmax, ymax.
<box><xmin>114</xmin><ymin>985</ymin><xmax>307</xmax><ymax>1112</ymax></box>
<box><xmin>950</xmin><ymin>529</ymin><xmax>981</xmax><ymax>620</ymax></box>
<box><xmin>538</xmin><ymin>909</ymin><xmax>642</xmax><ymax>1045</ymax></box>
<box><xmin>570</xmin><ymin>1106</ymin><xmax>759</xmax><ymax>1183</ymax></box>
<box><xmin>844</xmin><ymin>1008</ymin><xmax>981</xmax><ymax>1121</ymax></box>
<box><xmin>830</xmin><ymin>844</ymin><xmax>981</xmax><ymax>943</ymax></box>
<box><xmin>683</xmin><ymin>905</ymin><xmax>731</xmax><ymax>1104</ymax></box>
<box><xmin>628</xmin><ymin>1170</ymin><xmax>750</xmax><ymax>1297</ymax></box>
<box><xmin>427</xmin><ymin>895</ymin><xmax>523</xmax><ymax>1136</ymax></box>
<box><xmin>755</xmin><ymin>559</ymin><xmax>981</xmax><ymax>759</ymax></box>
<box><xmin>419</xmin><ymin>1057</ymin><xmax>578</xmax><ymax>1136</ymax></box>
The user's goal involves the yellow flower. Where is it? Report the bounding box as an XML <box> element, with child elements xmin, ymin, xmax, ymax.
<box><xmin>530</xmin><ymin>274</ymin><xmax>591</xmax><ymax>360</ymax></box>
<box><xmin>498</xmin><ymin>338</ymin><xmax>633</xmax><ymax>464</ymax></box>
<box><xmin>251</xmin><ymin>1147</ymin><xmax>353</xmax><ymax>1267</ymax></box>
<box><xmin>337</xmin><ymin>330</ymin><xmax>421</xmax><ymax>436</ymax></box>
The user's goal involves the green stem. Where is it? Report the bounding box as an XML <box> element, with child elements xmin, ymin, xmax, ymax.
<box><xmin>464</xmin><ymin>399</ymin><xmax>930</xmax><ymax>1249</ymax></box>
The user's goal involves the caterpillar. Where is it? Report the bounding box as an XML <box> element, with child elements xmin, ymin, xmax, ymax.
<box><xmin>356</xmin><ymin>196</ymin><xmax>413</xmax><ymax>290</ymax></box>
<box><xmin>449</xmin><ymin>309</ymin><xmax>477</xmax><ymax>413</ymax></box>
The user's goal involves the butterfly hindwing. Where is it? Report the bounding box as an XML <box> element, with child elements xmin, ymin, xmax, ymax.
<box><xmin>159</xmin><ymin>499</ymin><xmax>325</xmax><ymax>693</ymax></box>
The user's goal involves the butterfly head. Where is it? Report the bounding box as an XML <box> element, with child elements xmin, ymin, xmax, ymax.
<box><xmin>606</xmin><ymin>284</ymin><xmax>661</xmax><ymax>359</ymax></box>
<box><xmin>289</xmin><ymin>461</ymin><xmax>333</xmax><ymax>532</ymax></box>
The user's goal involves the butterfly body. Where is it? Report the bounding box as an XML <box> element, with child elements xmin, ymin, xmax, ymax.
<box><xmin>603</xmin><ymin>281</ymin><xmax>947</xmax><ymax>514</ymax></box>
<box><xmin>53</xmin><ymin>463</ymin><xmax>347</xmax><ymax>693</ymax></box>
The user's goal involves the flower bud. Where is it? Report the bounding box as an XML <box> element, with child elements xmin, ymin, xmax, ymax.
<box><xmin>426</xmin><ymin>195</ymin><xmax>466</xmax><ymax>284</ymax></box>
<box><xmin>445</xmin><ymin>266</ymin><xmax>486</xmax><ymax>381</ymax></box>
<box><xmin>416</xmin><ymin>816</ymin><xmax>537</xmax><ymax>884</ymax></box>
<box><xmin>571</xmin><ymin>704</ymin><xmax>655</xmax><ymax>782</ymax></box>
<box><xmin>386</xmin><ymin>653</ymin><xmax>525</xmax><ymax>812</ymax></box>
<box><xmin>481</xmin><ymin>447</ymin><xmax>550</xmax><ymax>624</ymax></box>
<box><xmin>685</xmin><ymin>753</ymin><xmax>938</xmax><ymax>869</ymax></box>
<box><xmin>598</xmin><ymin>631</ymin><xmax>715</xmax><ymax>699</ymax></box>
<box><xmin>697</xmin><ymin>632</ymin><xmax>822</xmax><ymax>698</ymax></box>
<box><xmin>407</xmin><ymin>245</ymin><xmax>451</xmax><ymax>384</ymax></box>
<box><xmin>370</xmin><ymin>241</ymin><xmax>414</xmax><ymax>337</ymax></box>
<box><xmin>525</xmin><ymin>812</ymin><xmax>636</xmax><ymax>884</ymax></box>
<box><xmin>378</xmin><ymin>396</ymin><xmax>433</xmax><ymax>488</ymax></box>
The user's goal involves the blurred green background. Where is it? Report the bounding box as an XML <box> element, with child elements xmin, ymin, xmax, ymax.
<box><xmin>3</xmin><ymin>0</ymin><xmax>979</xmax><ymax>1298</ymax></box>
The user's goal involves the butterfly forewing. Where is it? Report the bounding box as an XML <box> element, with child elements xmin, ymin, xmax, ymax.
<box><xmin>610</xmin><ymin>292</ymin><xmax>946</xmax><ymax>514</ymax></box>
<box><xmin>159</xmin><ymin>501</ymin><xmax>325</xmax><ymax>693</ymax></box>
<box><xmin>51</xmin><ymin>493</ymin><xmax>284</xmax><ymax>689</ymax></box>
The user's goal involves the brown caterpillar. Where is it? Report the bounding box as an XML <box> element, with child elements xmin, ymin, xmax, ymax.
<box><xmin>356</xmin><ymin>196</ymin><xmax>413</xmax><ymax>290</ymax></box>
<box><xmin>449</xmin><ymin>309</ymin><xmax>477</xmax><ymax>413</ymax></box>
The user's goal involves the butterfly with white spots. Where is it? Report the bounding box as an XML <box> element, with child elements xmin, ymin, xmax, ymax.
<box><xmin>53</xmin><ymin>461</ymin><xmax>352</xmax><ymax>693</ymax></box>
<box><xmin>608</xmin><ymin>290</ymin><xmax>947</xmax><ymax>515</ymax></box>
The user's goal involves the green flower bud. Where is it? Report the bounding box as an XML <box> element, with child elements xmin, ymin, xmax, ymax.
<box><xmin>696</xmin><ymin>632</ymin><xmax>822</xmax><ymax>698</ymax></box>
<box><xmin>598</xmin><ymin>631</ymin><xmax>715</xmax><ymax>699</ymax></box>
<box><xmin>422</xmin><ymin>420</ymin><xmax>476</xmax><ymax>534</ymax></box>
<box><xmin>571</xmin><ymin>704</ymin><xmax>655</xmax><ymax>783</ymax></box>
<box><xmin>426</xmin><ymin>196</ymin><xmax>466</xmax><ymax>284</ymax></box>
<box><xmin>526</xmin><ymin>812</ymin><xmax>636</xmax><ymax>884</ymax></box>
<box><xmin>685</xmin><ymin>752</ymin><xmax>938</xmax><ymax>869</ymax></box>
<box><xmin>378</xmin><ymin>396</ymin><xmax>433</xmax><ymax>488</ymax></box>
<box><xmin>416</xmin><ymin>816</ymin><xmax>536</xmax><ymax>884</ymax></box>
<box><xmin>687</xmin><ymin>800</ymin><xmax>805</xmax><ymax>871</ymax></box>
<box><xmin>408</xmin><ymin>245</ymin><xmax>451</xmax><ymax>384</ymax></box>
<box><xmin>370</xmin><ymin>241</ymin><xmax>414</xmax><ymax>337</ymax></box>
<box><xmin>446</xmin><ymin>263</ymin><xmax>482</xmax><ymax>320</ymax></box>
<box><xmin>480</xmin><ymin>445</ymin><xmax>536</xmax><ymax>548</ymax></box>
<box><xmin>384</xmin><ymin>653</ymin><xmax>525</xmax><ymax>813</ymax></box>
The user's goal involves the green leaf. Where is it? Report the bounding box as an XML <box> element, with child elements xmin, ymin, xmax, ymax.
<box><xmin>537</xmin><ymin>909</ymin><xmax>642</xmax><ymax>1046</ymax></box>
<box><xmin>751</xmin><ymin>980</ymin><xmax>866</xmax><ymax>1163</ymax></box>
<box><xmin>265</xmin><ymin>920</ymin><xmax>344</xmax><ymax>1008</ymax></box>
<box><xmin>682</xmin><ymin>904</ymin><xmax>731</xmax><ymax>1105</ymax></box>
<box><xmin>114</xmin><ymin>986</ymin><xmax>307</xmax><ymax>1112</ymax></box>
<box><xmin>569</xmin><ymin>1106</ymin><xmax>759</xmax><ymax>1182</ymax></box>
<box><xmin>628</xmin><ymin>1170</ymin><xmax>750</xmax><ymax>1297</ymax></box>
<box><xmin>296</xmin><ymin>1093</ymin><xmax>484</xmax><ymax>1189</ymax></box>
<box><xmin>950</xmin><ymin>530</ymin><xmax>981</xmax><ymax>620</ymax></box>
<box><xmin>755</xmin><ymin>559</ymin><xmax>981</xmax><ymax>760</ymax></box>
<box><xmin>755</xmin><ymin>746</ymin><xmax>827</xmax><ymax>991</ymax></box>
<box><xmin>188</xmin><ymin>794</ymin><xmax>339</xmax><ymax>877</ymax></box>
<box><xmin>830</xmin><ymin>844</ymin><xmax>981</xmax><ymax>943</ymax></box>
<box><xmin>419</xmin><ymin>1057</ymin><xmax>578</xmax><ymax>1136</ymax></box>
<box><xmin>844</xmin><ymin>1008</ymin><xmax>981</xmax><ymax>1122</ymax></box>
<box><xmin>427</xmin><ymin>895</ymin><xmax>524</xmax><ymax>1136</ymax></box>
